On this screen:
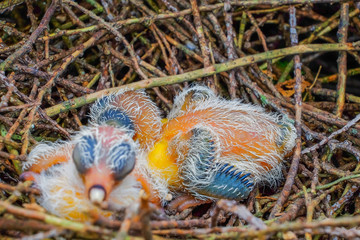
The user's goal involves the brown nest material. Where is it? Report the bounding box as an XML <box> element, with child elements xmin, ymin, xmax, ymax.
<box><xmin>1</xmin><ymin>0</ymin><xmax>360</xmax><ymax>239</ymax></box>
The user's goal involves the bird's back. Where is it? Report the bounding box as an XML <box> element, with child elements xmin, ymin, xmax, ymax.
<box><xmin>146</xmin><ymin>86</ymin><xmax>296</xmax><ymax>201</ymax></box>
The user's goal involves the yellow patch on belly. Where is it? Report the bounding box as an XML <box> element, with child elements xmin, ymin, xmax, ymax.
<box><xmin>147</xmin><ymin>139</ymin><xmax>180</xmax><ymax>185</ymax></box>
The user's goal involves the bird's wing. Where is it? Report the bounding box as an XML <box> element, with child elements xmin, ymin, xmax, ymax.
<box><xmin>21</xmin><ymin>141</ymin><xmax>73</xmax><ymax>180</ymax></box>
<box><xmin>168</xmin><ymin>85</ymin><xmax>215</xmax><ymax>120</ymax></box>
<box><xmin>179</xmin><ymin>127</ymin><xmax>254</xmax><ymax>201</ymax></box>
<box><xmin>89</xmin><ymin>90</ymin><xmax>162</xmax><ymax>149</ymax></box>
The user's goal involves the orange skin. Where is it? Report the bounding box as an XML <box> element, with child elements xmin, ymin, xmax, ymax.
<box><xmin>112</xmin><ymin>91</ymin><xmax>161</xmax><ymax>149</ymax></box>
<box><xmin>147</xmin><ymin>108</ymin><xmax>284</xmax><ymax>192</ymax></box>
<box><xmin>21</xmin><ymin>144</ymin><xmax>72</xmax><ymax>182</ymax></box>
<box><xmin>22</xmin><ymin>143</ymin><xmax>117</xmax><ymax>202</ymax></box>
<box><xmin>22</xmin><ymin>124</ymin><xmax>162</xmax><ymax>218</ymax></box>
<box><xmin>22</xmin><ymin>91</ymin><xmax>165</xmax><ymax>221</ymax></box>
<box><xmin>25</xmin><ymin>147</ymin><xmax>70</xmax><ymax>175</ymax></box>
<box><xmin>82</xmin><ymin>162</ymin><xmax>115</xmax><ymax>201</ymax></box>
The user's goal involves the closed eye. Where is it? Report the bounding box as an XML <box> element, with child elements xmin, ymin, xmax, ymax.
<box><xmin>109</xmin><ymin>142</ymin><xmax>136</xmax><ymax>180</ymax></box>
<box><xmin>73</xmin><ymin>135</ymin><xmax>97</xmax><ymax>173</ymax></box>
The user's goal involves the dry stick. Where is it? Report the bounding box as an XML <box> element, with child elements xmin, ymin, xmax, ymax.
<box><xmin>0</xmin><ymin>182</ymin><xmax>39</xmax><ymax>195</ymax></box>
<box><xmin>0</xmin><ymin>181</ymin><xmax>33</xmax><ymax>215</ymax></box>
<box><xmin>0</xmin><ymin>72</ymin><xmax>33</xmax><ymax>104</ymax></box>
<box><xmin>22</xmin><ymin>229</ymin><xmax>66</xmax><ymax>240</ymax></box>
<box><xmin>311</xmin><ymin>87</ymin><xmax>360</xmax><ymax>104</ymax></box>
<box><xmin>164</xmin><ymin>35</ymin><xmax>203</xmax><ymax>63</ymax></box>
<box><xmin>335</xmin><ymin>3</ymin><xmax>349</xmax><ymax>117</ymax></box>
<box><xmin>321</xmin><ymin>160</ymin><xmax>360</xmax><ymax>185</ymax></box>
<box><xmin>269</xmin><ymin>6</ymin><xmax>302</xmax><ymax>220</ymax></box>
<box><xmin>0</xmin><ymin>200</ymin><xmax>112</xmax><ymax>235</ymax></box>
<box><xmin>327</xmin><ymin>148</ymin><xmax>360</xmax><ymax>218</ymax></box>
<box><xmin>116</xmin><ymin>211</ymin><xmax>132</xmax><ymax>240</ymax></box>
<box><xmin>0</xmin><ymin>136</ymin><xmax>22</xmax><ymax>150</ymax></box>
<box><xmin>63</xmin><ymin>4</ymin><xmax>86</xmax><ymax>28</ymax></box>
<box><xmin>20</xmin><ymin>78</ymin><xmax>40</xmax><ymax>155</ymax></box>
<box><xmin>14</xmin><ymin>64</ymin><xmax>94</xmax><ymax>94</ymax></box>
<box><xmin>311</xmin><ymin>151</ymin><xmax>320</xmax><ymax>194</ymax></box>
<box><xmin>0</xmin><ymin>109</ymin><xmax>28</xmax><ymax>152</ymax></box>
<box><xmin>152</xmin><ymin>26</ymin><xmax>183</xmax><ymax>76</ymax></box>
<box><xmin>0</xmin><ymin>72</ymin><xmax>15</xmax><ymax>108</ymax></box>
<box><xmin>300</xmin><ymin>103</ymin><xmax>360</xmax><ymax>136</ymax></box>
<box><xmin>37</xmin><ymin>1</ymin><xmax>355</xmax><ymax>41</ymax></box>
<box><xmin>139</xmin><ymin>194</ymin><xmax>153</xmax><ymax>240</ymax></box>
<box><xmin>224</xmin><ymin>0</ymin><xmax>238</xmax><ymax>99</ymax></box>
<box><xmin>276</xmin><ymin>184</ymin><xmax>340</xmax><ymax>224</ymax></box>
<box><xmin>0</xmin><ymin>21</ymin><xmax>28</xmax><ymax>39</ymax></box>
<box><xmin>305</xmin><ymin>227</ymin><xmax>360</xmax><ymax>238</ymax></box>
<box><xmin>44</xmin><ymin>42</ymin><xmax>360</xmax><ymax>117</ymax></box>
<box><xmin>0</xmin><ymin>0</ymin><xmax>24</xmax><ymax>11</ymax></box>
<box><xmin>244</xmin><ymin>12</ymin><xmax>274</xmax><ymax>47</ymax></box>
<box><xmin>302</xmin><ymin>113</ymin><xmax>360</xmax><ymax>154</ymax></box>
<box><xmin>63</xmin><ymin>0</ymin><xmax>147</xmax><ymax>80</ymax></box>
<box><xmin>25</xmin><ymin>0</ymin><xmax>37</xmax><ymax>33</ymax></box>
<box><xmin>202</xmin><ymin>2</ymin><xmax>228</xmax><ymax>91</ymax></box>
<box><xmin>38</xmin><ymin>0</ymin><xmax>325</xmax><ymax>42</ymax></box>
<box><xmin>21</xmin><ymin>30</ymin><xmax>105</xmax><ymax>154</ymax></box>
<box><xmin>319</xmin><ymin>67</ymin><xmax>360</xmax><ymax>83</ymax></box>
<box><xmin>329</xmin><ymin>140</ymin><xmax>360</xmax><ymax>161</ymax></box>
<box><xmin>0</xmin><ymin>151</ymin><xmax>26</xmax><ymax>161</ymax></box>
<box><xmin>260</xmin><ymin>8</ymin><xmax>359</xmax><ymax>72</ymax></box>
<box><xmin>154</xmin><ymin>213</ymin><xmax>360</xmax><ymax>238</ymax></box>
<box><xmin>163</xmin><ymin>0</ymin><xmax>199</xmax><ymax>42</ymax></box>
<box><xmin>0</xmin><ymin>0</ymin><xmax>59</xmax><ymax>70</ymax></box>
<box><xmin>190</xmin><ymin>0</ymin><xmax>214</xmax><ymax>89</ymax></box>
<box><xmin>304</xmin><ymin>185</ymin><xmax>312</xmax><ymax>240</ymax></box>
<box><xmin>328</xmin><ymin>185</ymin><xmax>358</xmax><ymax>216</ymax></box>
<box><xmin>0</xmin><ymin>76</ymin><xmax>38</xmax><ymax>156</ymax></box>
<box><xmin>217</xmin><ymin>200</ymin><xmax>267</xmax><ymax>230</ymax></box>
<box><xmin>309</xmin><ymin>102</ymin><xmax>360</xmax><ymax>113</ymax></box>
<box><xmin>0</xmin><ymin>218</ymin><xmax>53</xmax><ymax>232</ymax></box>
<box><xmin>1</xmin><ymin>61</ymin><xmax>68</xmax><ymax>140</ymax></box>
<box><xmin>246</xmin><ymin>11</ymin><xmax>272</xmax><ymax>72</ymax></box>
<box><xmin>109</xmin><ymin>43</ymin><xmax>171</xmax><ymax>108</ymax></box>
<box><xmin>149</xmin><ymin>25</ymin><xmax>171</xmax><ymax>73</ymax></box>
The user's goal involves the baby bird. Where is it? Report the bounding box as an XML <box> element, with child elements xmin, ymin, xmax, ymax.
<box><xmin>22</xmin><ymin>90</ymin><xmax>162</xmax><ymax>221</ymax></box>
<box><xmin>139</xmin><ymin>86</ymin><xmax>296</xmax><ymax>208</ymax></box>
<box><xmin>22</xmin><ymin>86</ymin><xmax>295</xmax><ymax>220</ymax></box>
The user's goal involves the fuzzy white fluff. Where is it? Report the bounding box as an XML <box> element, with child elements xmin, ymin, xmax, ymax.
<box><xmin>168</xmin><ymin>85</ymin><xmax>216</xmax><ymax>120</ymax></box>
<box><xmin>23</xmin><ymin>140</ymin><xmax>70</xmax><ymax>171</ymax></box>
<box><xmin>89</xmin><ymin>89</ymin><xmax>162</xmax><ymax>150</ymax></box>
<box><xmin>24</xmin><ymin>89</ymin><xmax>163</xmax><ymax>220</ymax></box>
<box><xmin>24</xmin><ymin>126</ymin><xmax>142</xmax><ymax>221</ymax></box>
<box><xmin>145</xmin><ymin>86</ymin><xmax>296</xmax><ymax>201</ymax></box>
<box><xmin>34</xmin><ymin>158</ymin><xmax>141</xmax><ymax>220</ymax></box>
<box><xmin>71</xmin><ymin>126</ymin><xmax>138</xmax><ymax>170</ymax></box>
<box><xmin>135</xmin><ymin>151</ymin><xmax>173</xmax><ymax>203</ymax></box>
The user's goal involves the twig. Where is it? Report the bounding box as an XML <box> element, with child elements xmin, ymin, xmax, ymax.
<box><xmin>0</xmin><ymin>200</ymin><xmax>112</xmax><ymax>235</ymax></box>
<box><xmin>44</xmin><ymin>42</ymin><xmax>360</xmax><ymax>117</ymax></box>
<box><xmin>302</xmin><ymin>113</ymin><xmax>360</xmax><ymax>154</ymax></box>
<box><xmin>224</xmin><ymin>0</ymin><xmax>238</xmax><ymax>99</ymax></box>
<box><xmin>0</xmin><ymin>0</ymin><xmax>59</xmax><ymax>70</ymax></box>
<box><xmin>217</xmin><ymin>200</ymin><xmax>267</xmax><ymax>230</ymax></box>
<box><xmin>270</xmin><ymin>6</ymin><xmax>302</xmax><ymax>219</ymax></box>
<box><xmin>190</xmin><ymin>0</ymin><xmax>214</xmax><ymax>88</ymax></box>
<box><xmin>335</xmin><ymin>3</ymin><xmax>349</xmax><ymax>117</ymax></box>
<box><xmin>63</xmin><ymin>0</ymin><xmax>147</xmax><ymax>80</ymax></box>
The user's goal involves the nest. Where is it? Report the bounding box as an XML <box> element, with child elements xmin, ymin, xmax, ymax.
<box><xmin>1</xmin><ymin>0</ymin><xmax>360</xmax><ymax>239</ymax></box>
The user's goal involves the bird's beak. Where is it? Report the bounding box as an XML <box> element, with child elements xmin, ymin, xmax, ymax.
<box><xmin>83</xmin><ymin>162</ymin><xmax>115</xmax><ymax>205</ymax></box>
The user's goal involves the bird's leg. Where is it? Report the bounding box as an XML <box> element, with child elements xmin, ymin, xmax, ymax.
<box><xmin>167</xmin><ymin>194</ymin><xmax>212</xmax><ymax>212</ymax></box>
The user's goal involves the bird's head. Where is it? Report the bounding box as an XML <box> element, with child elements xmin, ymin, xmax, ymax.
<box><xmin>72</xmin><ymin>125</ymin><xmax>137</xmax><ymax>205</ymax></box>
